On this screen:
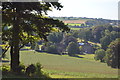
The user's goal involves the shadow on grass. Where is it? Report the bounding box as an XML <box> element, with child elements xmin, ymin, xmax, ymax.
<box><xmin>35</xmin><ymin>50</ymin><xmax>61</xmax><ymax>55</ymax></box>
<box><xmin>69</xmin><ymin>55</ymin><xmax>84</xmax><ymax>58</ymax></box>
<box><xmin>35</xmin><ymin>50</ymin><xmax>45</xmax><ymax>53</ymax></box>
<box><xmin>20</xmin><ymin>49</ymin><xmax>31</xmax><ymax>51</ymax></box>
<box><xmin>2</xmin><ymin>60</ymin><xmax>10</xmax><ymax>63</ymax></box>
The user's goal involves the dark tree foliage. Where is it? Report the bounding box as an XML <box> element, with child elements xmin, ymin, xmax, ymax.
<box><xmin>2</xmin><ymin>2</ymin><xmax>69</xmax><ymax>72</ymax></box>
<box><xmin>106</xmin><ymin>25</ymin><xmax>113</xmax><ymax>32</ymax></box>
<box><xmin>106</xmin><ymin>38</ymin><xmax>120</xmax><ymax>68</ymax></box>
<box><xmin>94</xmin><ymin>49</ymin><xmax>106</xmax><ymax>62</ymax></box>
<box><xmin>100</xmin><ymin>31</ymin><xmax>120</xmax><ymax>50</ymax></box>
<box><xmin>45</xmin><ymin>45</ymin><xmax>58</xmax><ymax>54</ymax></box>
<box><xmin>63</xmin><ymin>35</ymin><xmax>77</xmax><ymax>46</ymax></box>
<box><xmin>92</xmin><ymin>26</ymin><xmax>105</xmax><ymax>42</ymax></box>
<box><xmin>67</xmin><ymin>42</ymin><xmax>80</xmax><ymax>56</ymax></box>
<box><xmin>100</xmin><ymin>36</ymin><xmax>111</xmax><ymax>50</ymax></box>
<box><xmin>47</xmin><ymin>32</ymin><xmax>63</xmax><ymax>44</ymax></box>
<box><xmin>79</xmin><ymin>28</ymin><xmax>93</xmax><ymax>42</ymax></box>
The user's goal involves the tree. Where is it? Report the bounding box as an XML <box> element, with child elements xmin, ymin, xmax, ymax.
<box><xmin>105</xmin><ymin>38</ymin><xmax>120</xmax><ymax>68</ymax></box>
<box><xmin>106</xmin><ymin>25</ymin><xmax>113</xmax><ymax>32</ymax></box>
<box><xmin>47</xmin><ymin>32</ymin><xmax>63</xmax><ymax>44</ymax></box>
<box><xmin>78</xmin><ymin>28</ymin><xmax>93</xmax><ymax>42</ymax></box>
<box><xmin>92</xmin><ymin>26</ymin><xmax>105</xmax><ymax>42</ymax></box>
<box><xmin>100</xmin><ymin>31</ymin><xmax>120</xmax><ymax>50</ymax></box>
<box><xmin>94</xmin><ymin>49</ymin><xmax>106</xmax><ymax>62</ymax></box>
<box><xmin>2</xmin><ymin>2</ymin><xmax>69</xmax><ymax>72</ymax></box>
<box><xmin>100</xmin><ymin>36</ymin><xmax>111</xmax><ymax>50</ymax></box>
<box><xmin>45</xmin><ymin>45</ymin><xmax>58</xmax><ymax>54</ymax></box>
<box><xmin>63</xmin><ymin>35</ymin><xmax>77</xmax><ymax>47</ymax></box>
<box><xmin>67</xmin><ymin>42</ymin><xmax>80</xmax><ymax>56</ymax></box>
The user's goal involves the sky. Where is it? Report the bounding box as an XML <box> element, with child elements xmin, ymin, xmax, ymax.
<box><xmin>48</xmin><ymin>0</ymin><xmax>119</xmax><ymax>20</ymax></box>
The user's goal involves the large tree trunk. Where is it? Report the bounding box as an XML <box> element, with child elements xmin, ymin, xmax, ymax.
<box><xmin>10</xmin><ymin>20</ymin><xmax>20</xmax><ymax>72</ymax></box>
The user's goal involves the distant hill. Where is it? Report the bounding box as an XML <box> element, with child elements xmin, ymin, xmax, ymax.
<box><xmin>51</xmin><ymin>17</ymin><xmax>118</xmax><ymax>28</ymax></box>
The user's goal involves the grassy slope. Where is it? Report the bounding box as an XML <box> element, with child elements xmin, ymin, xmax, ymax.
<box><xmin>5</xmin><ymin>50</ymin><xmax>118</xmax><ymax>78</ymax></box>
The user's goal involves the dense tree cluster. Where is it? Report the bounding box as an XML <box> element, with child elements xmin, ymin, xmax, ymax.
<box><xmin>105</xmin><ymin>38</ymin><xmax>120</xmax><ymax>68</ymax></box>
<box><xmin>70</xmin><ymin>25</ymin><xmax>120</xmax><ymax>68</ymax></box>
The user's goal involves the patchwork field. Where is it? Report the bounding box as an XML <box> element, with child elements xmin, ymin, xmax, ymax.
<box><xmin>63</xmin><ymin>20</ymin><xmax>87</xmax><ymax>24</ymax></box>
<box><xmin>4</xmin><ymin>50</ymin><xmax>118</xmax><ymax>78</ymax></box>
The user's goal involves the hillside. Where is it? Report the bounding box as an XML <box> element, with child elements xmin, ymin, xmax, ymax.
<box><xmin>51</xmin><ymin>17</ymin><xmax>118</xmax><ymax>28</ymax></box>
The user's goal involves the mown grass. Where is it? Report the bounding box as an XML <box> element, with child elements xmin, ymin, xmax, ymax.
<box><xmin>4</xmin><ymin>50</ymin><xmax>118</xmax><ymax>78</ymax></box>
<box><xmin>78</xmin><ymin>54</ymin><xmax>95</xmax><ymax>61</ymax></box>
<box><xmin>71</xmin><ymin>28</ymin><xmax>81</xmax><ymax>30</ymax></box>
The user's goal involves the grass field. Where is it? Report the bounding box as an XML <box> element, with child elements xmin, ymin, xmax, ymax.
<box><xmin>4</xmin><ymin>50</ymin><xmax>118</xmax><ymax>78</ymax></box>
<box><xmin>71</xmin><ymin>28</ymin><xmax>81</xmax><ymax>30</ymax></box>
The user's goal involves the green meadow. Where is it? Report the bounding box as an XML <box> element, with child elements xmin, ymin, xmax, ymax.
<box><xmin>4</xmin><ymin>50</ymin><xmax>118</xmax><ymax>78</ymax></box>
<box><xmin>71</xmin><ymin>28</ymin><xmax>81</xmax><ymax>30</ymax></box>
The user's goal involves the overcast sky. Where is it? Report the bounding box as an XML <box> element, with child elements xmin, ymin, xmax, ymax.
<box><xmin>48</xmin><ymin>0</ymin><xmax>119</xmax><ymax>20</ymax></box>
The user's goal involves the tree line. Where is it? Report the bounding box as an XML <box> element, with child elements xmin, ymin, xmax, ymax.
<box><xmin>70</xmin><ymin>25</ymin><xmax>120</xmax><ymax>68</ymax></box>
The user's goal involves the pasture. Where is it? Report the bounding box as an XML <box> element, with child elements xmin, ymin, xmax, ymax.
<box><xmin>71</xmin><ymin>28</ymin><xmax>81</xmax><ymax>30</ymax></box>
<box><xmin>4</xmin><ymin>50</ymin><xmax>118</xmax><ymax>78</ymax></box>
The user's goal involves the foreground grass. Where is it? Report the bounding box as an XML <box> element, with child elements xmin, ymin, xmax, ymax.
<box><xmin>5</xmin><ymin>50</ymin><xmax>118</xmax><ymax>78</ymax></box>
<box><xmin>44</xmin><ymin>69</ymin><xmax>117</xmax><ymax>78</ymax></box>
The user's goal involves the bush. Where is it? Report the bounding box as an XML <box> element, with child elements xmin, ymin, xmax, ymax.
<box><xmin>15</xmin><ymin>63</ymin><xmax>26</xmax><ymax>74</ymax></box>
<box><xmin>94</xmin><ymin>49</ymin><xmax>106</xmax><ymax>62</ymax></box>
<box><xmin>25</xmin><ymin>64</ymin><xmax>36</xmax><ymax>76</ymax></box>
<box><xmin>67</xmin><ymin>42</ymin><xmax>80</xmax><ymax>56</ymax></box>
<box><xmin>25</xmin><ymin>63</ymin><xmax>49</xmax><ymax>78</ymax></box>
<box><xmin>34</xmin><ymin>63</ymin><xmax>43</xmax><ymax>77</ymax></box>
<box><xmin>2</xmin><ymin>65</ymin><xmax>10</xmax><ymax>73</ymax></box>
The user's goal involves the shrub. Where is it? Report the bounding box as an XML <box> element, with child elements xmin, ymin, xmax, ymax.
<box><xmin>34</xmin><ymin>63</ymin><xmax>43</xmax><ymax>77</ymax></box>
<box><xmin>2</xmin><ymin>65</ymin><xmax>10</xmax><ymax>73</ymax></box>
<box><xmin>25</xmin><ymin>63</ymin><xmax>49</xmax><ymax>78</ymax></box>
<box><xmin>67</xmin><ymin>42</ymin><xmax>80</xmax><ymax>56</ymax></box>
<box><xmin>25</xmin><ymin>64</ymin><xmax>36</xmax><ymax>76</ymax></box>
<box><xmin>18</xmin><ymin>63</ymin><xmax>25</xmax><ymax>73</ymax></box>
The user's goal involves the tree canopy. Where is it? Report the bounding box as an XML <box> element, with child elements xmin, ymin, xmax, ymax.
<box><xmin>2</xmin><ymin>2</ymin><xmax>69</xmax><ymax>72</ymax></box>
<box><xmin>106</xmin><ymin>38</ymin><xmax>120</xmax><ymax>68</ymax></box>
